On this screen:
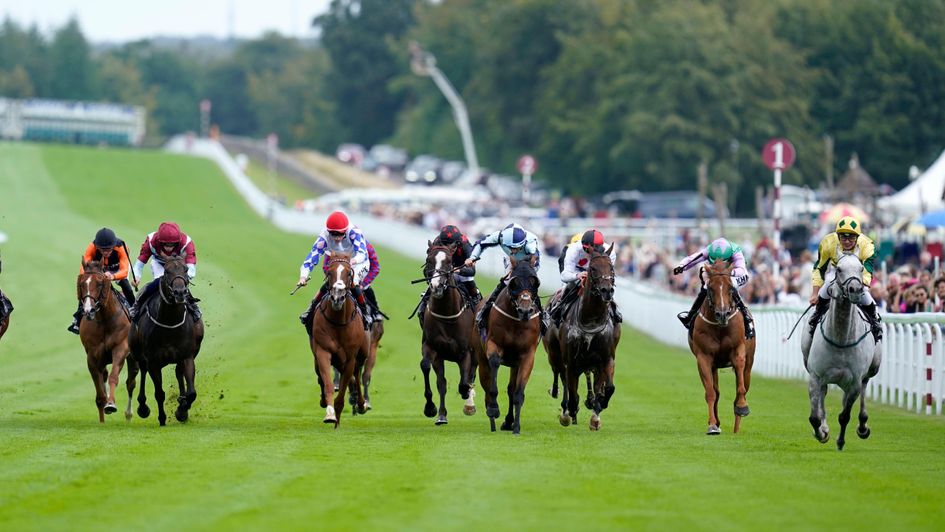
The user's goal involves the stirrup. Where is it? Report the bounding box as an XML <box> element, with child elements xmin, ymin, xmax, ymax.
<box><xmin>677</xmin><ymin>311</ymin><xmax>689</xmax><ymax>327</ymax></box>
<box><xmin>67</xmin><ymin>322</ymin><xmax>80</xmax><ymax>335</ymax></box>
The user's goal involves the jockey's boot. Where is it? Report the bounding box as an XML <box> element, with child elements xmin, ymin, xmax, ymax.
<box><xmin>356</xmin><ymin>292</ymin><xmax>372</xmax><ymax>330</ymax></box>
<box><xmin>299</xmin><ymin>287</ymin><xmax>326</xmax><ymax>329</ymax></box>
<box><xmin>67</xmin><ymin>304</ymin><xmax>81</xmax><ymax>335</ymax></box>
<box><xmin>859</xmin><ymin>302</ymin><xmax>883</xmax><ymax>342</ymax></box>
<box><xmin>677</xmin><ymin>288</ymin><xmax>707</xmax><ymax>330</ymax></box>
<box><xmin>476</xmin><ymin>280</ymin><xmax>505</xmax><ymax>335</ymax></box>
<box><xmin>416</xmin><ymin>288</ymin><xmax>429</xmax><ymax>328</ymax></box>
<box><xmin>732</xmin><ymin>291</ymin><xmax>754</xmax><ymax>339</ymax></box>
<box><xmin>535</xmin><ymin>294</ymin><xmax>547</xmax><ymax>336</ymax></box>
<box><xmin>610</xmin><ymin>301</ymin><xmax>623</xmax><ymax>326</ymax></box>
<box><xmin>808</xmin><ymin>296</ymin><xmax>830</xmax><ymax>335</ymax></box>
<box><xmin>187</xmin><ymin>294</ymin><xmax>202</xmax><ymax>321</ymax></box>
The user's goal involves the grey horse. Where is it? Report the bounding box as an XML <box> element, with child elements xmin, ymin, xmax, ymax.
<box><xmin>801</xmin><ymin>253</ymin><xmax>882</xmax><ymax>450</ymax></box>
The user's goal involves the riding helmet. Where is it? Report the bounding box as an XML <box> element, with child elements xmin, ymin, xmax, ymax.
<box><xmin>707</xmin><ymin>238</ymin><xmax>735</xmax><ymax>262</ymax></box>
<box><xmin>156</xmin><ymin>222</ymin><xmax>182</xmax><ymax>244</ymax></box>
<box><xmin>499</xmin><ymin>223</ymin><xmax>527</xmax><ymax>249</ymax></box>
<box><xmin>326</xmin><ymin>211</ymin><xmax>350</xmax><ymax>233</ymax></box>
<box><xmin>836</xmin><ymin>216</ymin><xmax>861</xmax><ymax>236</ymax></box>
<box><xmin>438</xmin><ymin>225</ymin><xmax>462</xmax><ymax>244</ymax></box>
<box><xmin>581</xmin><ymin>230</ymin><xmax>604</xmax><ymax>251</ymax></box>
<box><xmin>93</xmin><ymin>227</ymin><xmax>118</xmax><ymax>248</ymax></box>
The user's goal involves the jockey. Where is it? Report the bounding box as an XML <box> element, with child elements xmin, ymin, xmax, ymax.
<box><xmin>673</xmin><ymin>237</ymin><xmax>755</xmax><ymax>339</ymax></box>
<box><xmin>415</xmin><ymin>224</ymin><xmax>481</xmax><ymax>327</ymax></box>
<box><xmin>557</xmin><ymin>231</ymin><xmax>583</xmax><ymax>273</ymax></box>
<box><xmin>0</xmin><ymin>251</ymin><xmax>11</xmax><ymax>325</ymax></box>
<box><xmin>808</xmin><ymin>216</ymin><xmax>882</xmax><ymax>341</ymax></box>
<box><xmin>128</xmin><ymin>222</ymin><xmax>200</xmax><ymax>322</ymax></box>
<box><xmin>548</xmin><ymin>229</ymin><xmax>621</xmax><ymax>328</ymax></box>
<box><xmin>67</xmin><ymin>227</ymin><xmax>136</xmax><ymax>334</ymax></box>
<box><xmin>464</xmin><ymin>223</ymin><xmax>545</xmax><ymax>334</ymax></box>
<box><xmin>323</xmin><ymin>240</ymin><xmax>386</xmax><ymax>321</ymax></box>
<box><xmin>297</xmin><ymin>210</ymin><xmax>373</xmax><ymax>331</ymax></box>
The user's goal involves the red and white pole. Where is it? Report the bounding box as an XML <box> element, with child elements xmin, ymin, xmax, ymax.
<box><xmin>773</xmin><ymin>168</ymin><xmax>782</xmax><ymax>279</ymax></box>
<box><xmin>926</xmin><ymin>336</ymin><xmax>934</xmax><ymax>415</ymax></box>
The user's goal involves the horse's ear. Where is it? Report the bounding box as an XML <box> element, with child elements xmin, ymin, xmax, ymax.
<box><xmin>605</xmin><ymin>243</ymin><xmax>614</xmax><ymax>255</ymax></box>
<box><xmin>427</xmin><ymin>240</ymin><xmax>432</xmax><ymax>248</ymax></box>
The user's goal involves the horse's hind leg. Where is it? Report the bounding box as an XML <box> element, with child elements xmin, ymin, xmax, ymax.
<box><xmin>420</xmin><ymin>350</ymin><xmax>437</xmax><ymax>418</ymax></box>
<box><xmin>732</xmin><ymin>344</ymin><xmax>750</xmax><ymax>433</ymax></box>
<box><xmin>124</xmin><ymin>357</ymin><xmax>138</xmax><ymax>421</ymax></box>
<box><xmin>106</xmin><ymin>348</ymin><xmax>129</xmax><ymax>416</ymax></box>
<box><xmin>857</xmin><ymin>378</ymin><xmax>872</xmax><ymax>439</ymax></box>
<box><xmin>511</xmin><ymin>352</ymin><xmax>535</xmax><ymax>435</ymax></box>
<box><xmin>836</xmin><ymin>385</ymin><xmax>860</xmax><ymax>451</ymax></box>
<box><xmin>332</xmin><ymin>358</ymin><xmax>355</xmax><ymax>428</ymax></box>
<box><xmin>501</xmin><ymin>367</ymin><xmax>517</xmax><ymax>431</ymax></box>
<box><xmin>87</xmin><ymin>359</ymin><xmax>107</xmax><ymax>423</ymax></box>
<box><xmin>695</xmin><ymin>353</ymin><xmax>720</xmax><ymax>435</ymax></box>
<box><xmin>150</xmin><ymin>367</ymin><xmax>167</xmax><ymax>426</ymax></box>
<box><xmin>175</xmin><ymin>358</ymin><xmax>196</xmax><ymax>423</ymax></box>
<box><xmin>481</xmin><ymin>345</ymin><xmax>501</xmax><ymax>432</ymax></box>
<box><xmin>808</xmin><ymin>377</ymin><xmax>829</xmax><ymax>443</ymax></box>
<box><xmin>362</xmin><ymin>348</ymin><xmax>375</xmax><ymax>411</ymax></box>
<box><xmin>434</xmin><ymin>358</ymin><xmax>449</xmax><ymax>425</ymax></box>
<box><xmin>583</xmin><ymin>371</ymin><xmax>595</xmax><ymax>411</ymax></box>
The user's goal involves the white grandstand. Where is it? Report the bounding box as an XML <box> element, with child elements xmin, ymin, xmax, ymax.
<box><xmin>0</xmin><ymin>97</ymin><xmax>145</xmax><ymax>146</ymax></box>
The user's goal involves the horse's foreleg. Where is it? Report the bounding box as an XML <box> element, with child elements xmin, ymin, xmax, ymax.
<box><xmin>732</xmin><ymin>344</ymin><xmax>750</xmax><ymax>433</ymax></box>
<box><xmin>353</xmin><ymin>350</ymin><xmax>366</xmax><ymax>414</ymax></box>
<box><xmin>600</xmin><ymin>356</ymin><xmax>616</xmax><ymax>411</ymax></box>
<box><xmin>136</xmin><ymin>359</ymin><xmax>150</xmax><ymax>419</ymax></box>
<box><xmin>583</xmin><ymin>371</ymin><xmax>595</xmax><ymax>411</ymax></box>
<box><xmin>150</xmin><ymin>366</ymin><xmax>167</xmax><ymax>426</ymax></box>
<box><xmin>484</xmin><ymin>343</ymin><xmax>502</xmax><ymax>432</ymax></box>
<box><xmin>87</xmin><ymin>359</ymin><xmax>106</xmax><ymax>423</ymax></box>
<box><xmin>315</xmin><ymin>349</ymin><xmax>335</xmax><ymax>423</ymax></box>
<box><xmin>124</xmin><ymin>356</ymin><xmax>138</xmax><ymax>421</ymax></box>
<box><xmin>808</xmin><ymin>377</ymin><xmax>829</xmax><ymax>443</ymax></box>
<box><xmin>512</xmin><ymin>352</ymin><xmax>536</xmax><ymax>435</ymax></box>
<box><xmin>836</xmin><ymin>385</ymin><xmax>860</xmax><ymax>451</ymax></box>
<box><xmin>420</xmin><ymin>350</ymin><xmax>437</xmax><ymax>418</ymax></box>
<box><xmin>362</xmin><ymin>342</ymin><xmax>377</xmax><ymax>410</ymax></box>
<box><xmin>434</xmin><ymin>358</ymin><xmax>449</xmax><ymax>425</ymax></box>
<box><xmin>332</xmin><ymin>357</ymin><xmax>355</xmax><ymax>428</ymax></box>
<box><xmin>501</xmin><ymin>367</ymin><xmax>517</xmax><ymax>431</ymax></box>
<box><xmin>175</xmin><ymin>358</ymin><xmax>196</xmax><ymax>423</ymax></box>
<box><xmin>106</xmin><ymin>350</ymin><xmax>126</xmax><ymax>414</ymax></box>
<box><xmin>857</xmin><ymin>380</ymin><xmax>871</xmax><ymax>440</ymax></box>
<box><xmin>565</xmin><ymin>364</ymin><xmax>580</xmax><ymax>426</ymax></box>
<box><xmin>694</xmin><ymin>353</ymin><xmax>719</xmax><ymax>435</ymax></box>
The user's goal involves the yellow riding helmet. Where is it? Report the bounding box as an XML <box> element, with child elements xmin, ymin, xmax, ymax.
<box><xmin>836</xmin><ymin>216</ymin><xmax>862</xmax><ymax>236</ymax></box>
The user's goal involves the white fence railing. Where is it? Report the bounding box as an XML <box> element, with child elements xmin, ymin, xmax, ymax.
<box><xmin>618</xmin><ymin>279</ymin><xmax>945</xmax><ymax>416</ymax></box>
<box><xmin>170</xmin><ymin>136</ymin><xmax>945</xmax><ymax>416</ymax></box>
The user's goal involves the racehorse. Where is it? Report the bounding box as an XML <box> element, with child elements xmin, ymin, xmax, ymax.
<box><xmin>420</xmin><ymin>243</ymin><xmax>479</xmax><ymax>425</ymax></box>
<box><xmin>0</xmin><ymin>292</ymin><xmax>9</xmax><ymax>343</ymax></box>
<box><xmin>801</xmin><ymin>253</ymin><xmax>882</xmax><ymax>450</ymax></box>
<box><xmin>687</xmin><ymin>259</ymin><xmax>756</xmax><ymax>435</ymax></box>
<box><xmin>309</xmin><ymin>252</ymin><xmax>369</xmax><ymax>427</ymax></box>
<box><xmin>479</xmin><ymin>258</ymin><xmax>541</xmax><ymax>434</ymax></box>
<box><xmin>333</xmin><ymin>312</ymin><xmax>384</xmax><ymax>410</ymax></box>
<box><xmin>77</xmin><ymin>261</ymin><xmax>137</xmax><ymax>422</ymax></box>
<box><xmin>129</xmin><ymin>253</ymin><xmax>204</xmax><ymax>426</ymax></box>
<box><xmin>543</xmin><ymin>245</ymin><xmax>620</xmax><ymax>430</ymax></box>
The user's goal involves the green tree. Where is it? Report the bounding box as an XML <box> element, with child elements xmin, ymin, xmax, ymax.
<box><xmin>0</xmin><ymin>65</ymin><xmax>34</xmax><ymax>97</ymax></box>
<box><xmin>49</xmin><ymin>17</ymin><xmax>97</xmax><ymax>100</ymax></box>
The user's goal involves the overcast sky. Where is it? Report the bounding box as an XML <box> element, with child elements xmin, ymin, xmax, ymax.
<box><xmin>0</xmin><ymin>0</ymin><xmax>332</xmax><ymax>42</ymax></box>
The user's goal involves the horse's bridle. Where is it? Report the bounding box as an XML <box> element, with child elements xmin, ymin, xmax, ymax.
<box><xmin>700</xmin><ymin>269</ymin><xmax>738</xmax><ymax>325</ymax></box>
<box><xmin>159</xmin><ymin>273</ymin><xmax>190</xmax><ymax>304</ymax></box>
<box><xmin>586</xmin><ymin>255</ymin><xmax>615</xmax><ymax>299</ymax></box>
<box><xmin>325</xmin><ymin>256</ymin><xmax>355</xmax><ymax>309</ymax></box>
<box><xmin>426</xmin><ymin>246</ymin><xmax>467</xmax><ymax>320</ymax></box>
<box><xmin>80</xmin><ymin>272</ymin><xmax>110</xmax><ymax>318</ymax></box>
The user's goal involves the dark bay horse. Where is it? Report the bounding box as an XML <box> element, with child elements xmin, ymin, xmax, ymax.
<box><xmin>0</xmin><ymin>290</ymin><xmax>9</xmax><ymax>343</ymax></box>
<box><xmin>543</xmin><ymin>246</ymin><xmax>620</xmax><ymax>431</ymax></box>
<box><xmin>310</xmin><ymin>252</ymin><xmax>369</xmax><ymax>427</ymax></box>
<box><xmin>77</xmin><ymin>261</ymin><xmax>137</xmax><ymax>422</ymax></box>
<box><xmin>129</xmin><ymin>254</ymin><xmax>204</xmax><ymax>426</ymax></box>
<box><xmin>688</xmin><ymin>260</ymin><xmax>755</xmax><ymax>435</ymax></box>
<box><xmin>420</xmin><ymin>243</ymin><xmax>479</xmax><ymax>425</ymax></box>
<box><xmin>479</xmin><ymin>259</ymin><xmax>542</xmax><ymax>434</ymax></box>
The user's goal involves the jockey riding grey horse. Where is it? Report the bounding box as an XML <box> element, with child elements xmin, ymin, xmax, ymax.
<box><xmin>801</xmin><ymin>253</ymin><xmax>882</xmax><ymax>451</ymax></box>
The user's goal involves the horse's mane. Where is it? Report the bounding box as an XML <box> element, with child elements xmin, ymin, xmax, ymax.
<box><xmin>83</xmin><ymin>260</ymin><xmax>105</xmax><ymax>274</ymax></box>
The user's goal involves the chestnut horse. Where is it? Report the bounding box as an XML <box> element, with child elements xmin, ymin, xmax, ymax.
<box><xmin>129</xmin><ymin>254</ymin><xmax>204</xmax><ymax>426</ymax></box>
<box><xmin>687</xmin><ymin>259</ymin><xmax>755</xmax><ymax>435</ymax></box>
<box><xmin>310</xmin><ymin>252</ymin><xmax>369</xmax><ymax>427</ymax></box>
<box><xmin>420</xmin><ymin>243</ymin><xmax>479</xmax><ymax>425</ymax></box>
<box><xmin>479</xmin><ymin>259</ymin><xmax>542</xmax><ymax>434</ymax></box>
<box><xmin>543</xmin><ymin>246</ymin><xmax>620</xmax><ymax>431</ymax></box>
<box><xmin>77</xmin><ymin>261</ymin><xmax>137</xmax><ymax>422</ymax></box>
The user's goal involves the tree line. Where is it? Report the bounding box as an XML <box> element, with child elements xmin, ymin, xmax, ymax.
<box><xmin>1</xmin><ymin>0</ymin><xmax>944</xmax><ymax>213</ymax></box>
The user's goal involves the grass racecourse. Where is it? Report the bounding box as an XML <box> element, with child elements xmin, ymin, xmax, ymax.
<box><xmin>0</xmin><ymin>143</ymin><xmax>942</xmax><ymax>531</ymax></box>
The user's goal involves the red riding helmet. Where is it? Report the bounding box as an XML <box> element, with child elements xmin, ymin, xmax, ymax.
<box><xmin>581</xmin><ymin>229</ymin><xmax>604</xmax><ymax>250</ymax></box>
<box><xmin>155</xmin><ymin>222</ymin><xmax>182</xmax><ymax>245</ymax></box>
<box><xmin>326</xmin><ymin>211</ymin><xmax>350</xmax><ymax>233</ymax></box>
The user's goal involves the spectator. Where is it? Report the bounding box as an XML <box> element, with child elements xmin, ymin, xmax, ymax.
<box><xmin>934</xmin><ymin>277</ymin><xmax>945</xmax><ymax>312</ymax></box>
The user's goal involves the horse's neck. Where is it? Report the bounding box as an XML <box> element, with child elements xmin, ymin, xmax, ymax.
<box><xmin>430</xmin><ymin>286</ymin><xmax>463</xmax><ymax>314</ymax></box>
<box><xmin>577</xmin><ymin>285</ymin><xmax>608</xmax><ymax>326</ymax></box>
<box><xmin>825</xmin><ymin>297</ymin><xmax>859</xmax><ymax>341</ymax></box>
<box><xmin>155</xmin><ymin>285</ymin><xmax>186</xmax><ymax>320</ymax></box>
<box><xmin>322</xmin><ymin>295</ymin><xmax>354</xmax><ymax>320</ymax></box>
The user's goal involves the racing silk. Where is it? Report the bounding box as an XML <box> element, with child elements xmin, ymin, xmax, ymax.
<box><xmin>79</xmin><ymin>241</ymin><xmax>130</xmax><ymax>280</ymax></box>
<box><xmin>676</xmin><ymin>243</ymin><xmax>750</xmax><ymax>288</ymax></box>
<box><xmin>812</xmin><ymin>232</ymin><xmax>875</xmax><ymax>288</ymax></box>
<box><xmin>301</xmin><ymin>226</ymin><xmax>369</xmax><ymax>282</ymax></box>
<box><xmin>133</xmin><ymin>231</ymin><xmax>197</xmax><ymax>280</ymax></box>
<box><xmin>560</xmin><ymin>241</ymin><xmax>617</xmax><ymax>284</ymax></box>
<box><xmin>323</xmin><ymin>241</ymin><xmax>379</xmax><ymax>288</ymax></box>
<box><xmin>470</xmin><ymin>228</ymin><xmax>541</xmax><ymax>267</ymax></box>
<box><xmin>432</xmin><ymin>234</ymin><xmax>476</xmax><ymax>280</ymax></box>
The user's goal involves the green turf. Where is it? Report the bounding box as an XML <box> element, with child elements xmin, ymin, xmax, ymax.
<box><xmin>241</xmin><ymin>157</ymin><xmax>316</xmax><ymax>204</ymax></box>
<box><xmin>0</xmin><ymin>142</ymin><xmax>942</xmax><ymax>531</ymax></box>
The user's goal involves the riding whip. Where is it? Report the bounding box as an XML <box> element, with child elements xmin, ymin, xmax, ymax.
<box><xmin>410</xmin><ymin>257</ymin><xmax>479</xmax><ymax>284</ymax></box>
<box><xmin>783</xmin><ymin>304</ymin><xmax>814</xmax><ymax>342</ymax></box>
<box><xmin>290</xmin><ymin>284</ymin><xmax>304</xmax><ymax>296</ymax></box>
<box><xmin>122</xmin><ymin>241</ymin><xmax>137</xmax><ymax>285</ymax></box>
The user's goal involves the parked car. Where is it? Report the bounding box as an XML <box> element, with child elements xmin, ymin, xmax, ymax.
<box><xmin>369</xmin><ymin>144</ymin><xmax>409</xmax><ymax>173</ymax></box>
<box><xmin>602</xmin><ymin>190</ymin><xmax>722</xmax><ymax>218</ymax></box>
<box><xmin>335</xmin><ymin>143</ymin><xmax>366</xmax><ymax>167</ymax></box>
<box><xmin>405</xmin><ymin>155</ymin><xmax>443</xmax><ymax>184</ymax></box>
<box><xmin>439</xmin><ymin>161</ymin><xmax>466</xmax><ymax>183</ymax></box>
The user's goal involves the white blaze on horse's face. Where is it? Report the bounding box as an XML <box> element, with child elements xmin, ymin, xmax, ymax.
<box><xmin>82</xmin><ymin>277</ymin><xmax>95</xmax><ymax>314</ymax></box>
<box><xmin>431</xmin><ymin>251</ymin><xmax>447</xmax><ymax>294</ymax></box>
<box><xmin>330</xmin><ymin>264</ymin><xmax>347</xmax><ymax>308</ymax></box>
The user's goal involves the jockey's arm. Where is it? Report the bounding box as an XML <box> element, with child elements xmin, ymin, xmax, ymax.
<box><xmin>730</xmin><ymin>251</ymin><xmax>749</xmax><ymax>288</ymax></box>
<box><xmin>113</xmin><ymin>245</ymin><xmax>130</xmax><ymax>281</ymax></box>
<box><xmin>560</xmin><ymin>243</ymin><xmax>582</xmax><ymax>283</ymax></box>
<box><xmin>299</xmin><ymin>234</ymin><xmax>329</xmax><ymax>281</ymax></box>
<box><xmin>811</xmin><ymin>237</ymin><xmax>833</xmax><ymax>290</ymax></box>
<box><xmin>859</xmin><ymin>236</ymin><xmax>876</xmax><ymax>286</ymax></box>
<box><xmin>469</xmin><ymin>230</ymin><xmax>502</xmax><ymax>262</ymax></box>
<box><xmin>675</xmin><ymin>248</ymin><xmax>707</xmax><ymax>274</ymax></box>
<box><xmin>183</xmin><ymin>240</ymin><xmax>197</xmax><ymax>279</ymax></box>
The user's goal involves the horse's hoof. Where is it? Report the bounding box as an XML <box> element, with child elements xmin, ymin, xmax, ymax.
<box><xmin>137</xmin><ymin>405</ymin><xmax>150</xmax><ymax>419</ymax></box>
<box><xmin>364</xmin><ymin>401</ymin><xmax>372</xmax><ymax>412</ymax></box>
<box><xmin>816</xmin><ymin>431</ymin><xmax>830</xmax><ymax>444</ymax></box>
<box><xmin>589</xmin><ymin>415</ymin><xmax>601</xmax><ymax>431</ymax></box>
<box><xmin>323</xmin><ymin>406</ymin><xmax>337</xmax><ymax>424</ymax></box>
<box><xmin>500</xmin><ymin>419</ymin><xmax>513</xmax><ymax>431</ymax></box>
<box><xmin>734</xmin><ymin>405</ymin><xmax>750</xmax><ymax>417</ymax></box>
<box><xmin>124</xmin><ymin>411</ymin><xmax>133</xmax><ymax>422</ymax></box>
<box><xmin>489</xmin><ymin>417</ymin><xmax>496</xmax><ymax>432</ymax></box>
<box><xmin>559</xmin><ymin>413</ymin><xmax>571</xmax><ymax>427</ymax></box>
<box><xmin>423</xmin><ymin>403</ymin><xmax>437</xmax><ymax>418</ymax></box>
<box><xmin>584</xmin><ymin>398</ymin><xmax>594</xmax><ymax>410</ymax></box>
<box><xmin>319</xmin><ymin>398</ymin><xmax>327</xmax><ymax>408</ymax></box>
<box><xmin>486</xmin><ymin>406</ymin><xmax>500</xmax><ymax>419</ymax></box>
<box><xmin>857</xmin><ymin>426</ymin><xmax>870</xmax><ymax>439</ymax></box>
<box><xmin>548</xmin><ymin>388</ymin><xmax>558</xmax><ymax>399</ymax></box>
<box><xmin>706</xmin><ymin>425</ymin><xmax>721</xmax><ymax>435</ymax></box>
<box><xmin>357</xmin><ymin>404</ymin><xmax>366</xmax><ymax>415</ymax></box>
<box><xmin>175</xmin><ymin>409</ymin><xmax>189</xmax><ymax>423</ymax></box>
<box><xmin>104</xmin><ymin>403</ymin><xmax>118</xmax><ymax>415</ymax></box>
<box><xmin>158</xmin><ymin>417</ymin><xmax>167</xmax><ymax>427</ymax></box>
<box><xmin>836</xmin><ymin>439</ymin><xmax>845</xmax><ymax>451</ymax></box>
<box><xmin>463</xmin><ymin>405</ymin><xmax>476</xmax><ymax>416</ymax></box>
<box><xmin>435</xmin><ymin>416</ymin><xmax>448</xmax><ymax>426</ymax></box>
